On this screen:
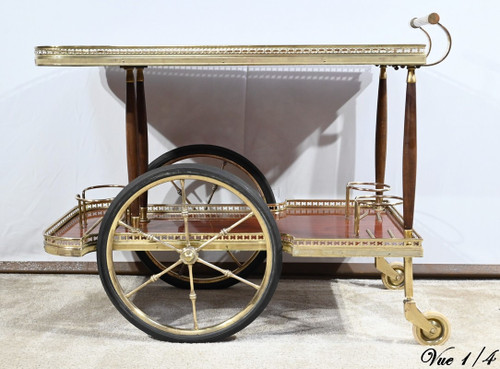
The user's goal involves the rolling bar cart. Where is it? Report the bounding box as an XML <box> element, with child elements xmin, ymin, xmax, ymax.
<box><xmin>36</xmin><ymin>13</ymin><xmax>452</xmax><ymax>345</ymax></box>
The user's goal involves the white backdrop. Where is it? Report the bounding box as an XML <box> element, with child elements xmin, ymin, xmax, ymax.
<box><xmin>1</xmin><ymin>0</ymin><xmax>499</xmax><ymax>265</ymax></box>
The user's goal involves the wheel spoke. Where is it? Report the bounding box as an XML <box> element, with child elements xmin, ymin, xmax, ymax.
<box><xmin>226</xmin><ymin>251</ymin><xmax>243</xmax><ymax>267</ymax></box>
<box><xmin>219</xmin><ymin>160</ymin><xmax>228</xmax><ymax>170</ymax></box>
<box><xmin>206</xmin><ymin>184</ymin><xmax>218</xmax><ymax>205</ymax></box>
<box><xmin>195</xmin><ymin>211</ymin><xmax>254</xmax><ymax>252</ymax></box>
<box><xmin>172</xmin><ymin>181</ymin><xmax>192</xmax><ymax>205</ymax></box>
<box><xmin>118</xmin><ymin>220</ymin><xmax>181</xmax><ymax>253</ymax></box>
<box><xmin>197</xmin><ymin>257</ymin><xmax>260</xmax><ymax>290</ymax></box>
<box><xmin>187</xmin><ymin>264</ymin><xmax>199</xmax><ymax>330</ymax></box>
<box><xmin>206</xmin><ymin>161</ymin><xmax>228</xmax><ymax>204</ymax></box>
<box><xmin>180</xmin><ymin>179</ymin><xmax>192</xmax><ymax>247</ymax></box>
<box><xmin>125</xmin><ymin>259</ymin><xmax>183</xmax><ymax>298</ymax></box>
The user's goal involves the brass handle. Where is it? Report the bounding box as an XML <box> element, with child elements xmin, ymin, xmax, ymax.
<box><xmin>410</xmin><ymin>13</ymin><xmax>440</xmax><ymax>28</ymax></box>
<box><xmin>409</xmin><ymin>12</ymin><xmax>451</xmax><ymax>66</ymax></box>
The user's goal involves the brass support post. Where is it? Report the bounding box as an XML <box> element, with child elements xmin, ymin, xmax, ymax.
<box><xmin>403</xmin><ymin>257</ymin><xmax>436</xmax><ymax>334</ymax></box>
<box><xmin>131</xmin><ymin>216</ymin><xmax>140</xmax><ymax>229</ymax></box>
<box><xmin>354</xmin><ymin>201</ymin><xmax>360</xmax><ymax>236</ymax></box>
<box><xmin>404</xmin><ymin>257</ymin><xmax>414</xmax><ymax>299</ymax></box>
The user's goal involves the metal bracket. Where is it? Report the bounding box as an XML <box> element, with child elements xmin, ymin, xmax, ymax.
<box><xmin>404</xmin><ymin>299</ymin><xmax>437</xmax><ymax>336</ymax></box>
<box><xmin>375</xmin><ymin>257</ymin><xmax>400</xmax><ymax>280</ymax></box>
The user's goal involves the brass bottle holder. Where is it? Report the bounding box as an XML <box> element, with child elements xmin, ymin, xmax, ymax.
<box><xmin>354</xmin><ymin>195</ymin><xmax>404</xmax><ymax>237</ymax></box>
<box><xmin>75</xmin><ymin>184</ymin><xmax>124</xmax><ymax>232</ymax></box>
<box><xmin>44</xmin><ymin>184</ymin><xmax>124</xmax><ymax>257</ymax></box>
<box><xmin>345</xmin><ymin>181</ymin><xmax>391</xmax><ymax>217</ymax></box>
<box><xmin>345</xmin><ymin>182</ymin><xmax>404</xmax><ymax>236</ymax></box>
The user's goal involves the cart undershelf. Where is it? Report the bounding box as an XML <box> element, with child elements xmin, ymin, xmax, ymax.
<box><xmin>44</xmin><ymin>199</ymin><xmax>422</xmax><ymax>258</ymax></box>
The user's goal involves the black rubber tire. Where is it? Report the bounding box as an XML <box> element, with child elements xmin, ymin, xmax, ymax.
<box><xmin>137</xmin><ymin>144</ymin><xmax>274</xmax><ymax>289</ymax></box>
<box><xmin>97</xmin><ymin>164</ymin><xmax>282</xmax><ymax>342</ymax></box>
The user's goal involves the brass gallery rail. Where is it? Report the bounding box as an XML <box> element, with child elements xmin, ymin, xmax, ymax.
<box><xmin>44</xmin><ymin>200</ymin><xmax>423</xmax><ymax>258</ymax></box>
<box><xmin>35</xmin><ymin>44</ymin><xmax>427</xmax><ymax>66</ymax></box>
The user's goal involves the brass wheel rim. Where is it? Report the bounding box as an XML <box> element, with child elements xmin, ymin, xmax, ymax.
<box><xmin>104</xmin><ymin>173</ymin><xmax>274</xmax><ymax>336</ymax></box>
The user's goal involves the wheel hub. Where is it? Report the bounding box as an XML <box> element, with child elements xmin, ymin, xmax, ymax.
<box><xmin>180</xmin><ymin>247</ymin><xmax>198</xmax><ymax>265</ymax></box>
<box><xmin>393</xmin><ymin>269</ymin><xmax>403</xmax><ymax>282</ymax></box>
<box><xmin>424</xmin><ymin>320</ymin><xmax>442</xmax><ymax>339</ymax></box>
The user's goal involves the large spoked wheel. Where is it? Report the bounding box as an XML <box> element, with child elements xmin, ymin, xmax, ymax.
<box><xmin>97</xmin><ymin>164</ymin><xmax>282</xmax><ymax>342</ymax></box>
<box><xmin>137</xmin><ymin>144</ymin><xmax>275</xmax><ymax>289</ymax></box>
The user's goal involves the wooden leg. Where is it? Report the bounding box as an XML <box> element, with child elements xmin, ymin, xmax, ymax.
<box><xmin>375</xmin><ymin>66</ymin><xmax>388</xmax><ymax>198</ymax></box>
<box><xmin>136</xmin><ymin>68</ymin><xmax>149</xmax><ymax>178</ymax></box>
<box><xmin>136</xmin><ymin>68</ymin><xmax>149</xmax><ymax>221</ymax></box>
<box><xmin>373</xmin><ymin>67</ymin><xmax>388</xmax><ymax>263</ymax></box>
<box><xmin>125</xmin><ymin>67</ymin><xmax>139</xmax><ymax>216</ymax></box>
<box><xmin>403</xmin><ymin>67</ymin><xmax>417</xmax><ymax>236</ymax></box>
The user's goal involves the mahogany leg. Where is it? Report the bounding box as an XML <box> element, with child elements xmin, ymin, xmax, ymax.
<box><xmin>375</xmin><ymin>67</ymin><xmax>388</xmax><ymax>183</ymax></box>
<box><xmin>374</xmin><ymin>69</ymin><xmax>388</xmax><ymax>268</ymax></box>
<box><xmin>136</xmin><ymin>67</ymin><xmax>149</xmax><ymax>222</ymax></box>
<box><xmin>402</xmin><ymin>67</ymin><xmax>417</xmax><ymax>237</ymax></box>
<box><xmin>375</xmin><ymin>66</ymin><xmax>388</xmax><ymax>199</ymax></box>
<box><xmin>125</xmin><ymin>67</ymin><xmax>139</xmax><ymax>217</ymax></box>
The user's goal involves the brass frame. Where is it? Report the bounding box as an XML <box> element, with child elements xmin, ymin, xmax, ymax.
<box><xmin>35</xmin><ymin>44</ymin><xmax>427</xmax><ymax>67</ymax></box>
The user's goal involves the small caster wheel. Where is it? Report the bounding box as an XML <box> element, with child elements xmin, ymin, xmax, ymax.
<box><xmin>381</xmin><ymin>262</ymin><xmax>405</xmax><ymax>290</ymax></box>
<box><xmin>413</xmin><ymin>311</ymin><xmax>450</xmax><ymax>346</ymax></box>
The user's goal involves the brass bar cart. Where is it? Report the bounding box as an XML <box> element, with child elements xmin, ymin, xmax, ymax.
<box><xmin>37</xmin><ymin>13</ymin><xmax>452</xmax><ymax>345</ymax></box>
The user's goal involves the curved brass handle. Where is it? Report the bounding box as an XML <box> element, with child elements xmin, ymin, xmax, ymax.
<box><xmin>410</xmin><ymin>12</ymin><xmax>452</xmax><ymax>67</ymax></box>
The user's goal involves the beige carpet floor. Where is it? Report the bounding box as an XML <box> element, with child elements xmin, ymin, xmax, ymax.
<box><xmin>1</xmin><ymin>274</ymin><xmax>499</xmax><ymax>369</ymax></box>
